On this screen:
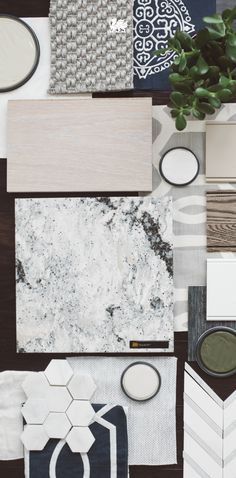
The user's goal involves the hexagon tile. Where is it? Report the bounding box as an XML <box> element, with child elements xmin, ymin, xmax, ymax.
<box><xmin>46</xmin><ymin>386</ymin><xmax>72</xmax><ymax>412</ymax></box>
<box><xmin>44</xmin><ymin>413</ymin><xmax>71</xmax><ymax>439</ymax></box>
<box><xmin>68</xmin><ymin>374</ymin><xmax>96</xmax><ymax>400</ymax></box>
<box><xmin>22</xmin><ymin>398</ymin><xmax>49</xmax><ymax>424</ymax></box>
<box><xmin>66</xmin><ymin>400</ymin><xmax>95</xmax><ymax>426</ymax></box>
<box><xmin>66</xmin><ymin>427</ymin><xmax>95</xmax><ymax>453</ymax></box>
<box><xmin>21</xmin><ymin>425</ymin><xmax>49</xmax><ymax>451</ymax></box>
<box><xmin>22</xmin><ymin>372</ymin><xmax>49</xmax><ymax>398</ymax></box>
<box><xmin>21</xmin><ymin>359</ymin><xmax>97</xmax><ymax>452</ymax></box>
<box><xmin>44</xmin><ymin>360</ymin><xmax>73</xmax><ymax>386</ymax></box>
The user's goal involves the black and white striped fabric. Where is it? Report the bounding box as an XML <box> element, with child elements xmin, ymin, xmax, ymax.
<box><xmin>25</xmin><ymin>405</ymin><xmax>128</xmax><ymax>478</ymax></box>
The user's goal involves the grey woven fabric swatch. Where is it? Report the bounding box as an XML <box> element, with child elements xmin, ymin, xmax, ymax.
<box><xmin>49</xmin><ymin>0</ymin><xmax>133</xmax><ymax>93</ymax></box>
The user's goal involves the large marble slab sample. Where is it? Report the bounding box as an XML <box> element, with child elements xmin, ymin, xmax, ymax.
<box><xmin>15</xmin><ymin>197</ymin><xmax>173</xmax><ymax>353</ymax></box>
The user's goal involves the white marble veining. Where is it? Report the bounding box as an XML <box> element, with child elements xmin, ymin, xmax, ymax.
<box><xmin>15</xmin><ymin>197</ymin><xmax>173</xmax><ymax>352</ymax></box>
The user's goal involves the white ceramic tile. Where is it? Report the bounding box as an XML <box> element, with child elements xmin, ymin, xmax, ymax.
<box><xmin>224</xmin><ymin>427</ymin><xmax>236</xmax><ymax>458</ymax></box>
<box><xmin>184</xmin><ymin>433</ymin><xmax>222</xmax><ymax>478</ymax></box>
<box><xmin>67</xmin><ymin>374</ymin><xmax>96</xmax><ymax>400</ymax></box>
<box><xmin>184</xmin><ymin>401</ymin><xmax>222</xmax><ymax>458</ymax></box>
<box><xmin>22</xmin><ymin>372</ymin><xmax>50</xmax><ymax>398</ymax></box>
<box><xmin>43</xmin><ymin>412</ymin><xmax>71</xmax><ymax>439</ymax></box>
<box><xmin>66</xmin><ymin>427</ymin><xmax>95</xmax><ymax>453</ymax></box>
<box><xmin>21</xmin><ymin>425</ymin><xmax>49</xmax><ymax>451</ymax></box>
<box><xmin>184</xmin><ymin>461</ymin><xmax>203</xmax><ymax>478</ymax></box>
<box><xmin>22</xmin><ymin>398</ymin><xmax>49</xmax><ymax>425</ymax></box>
<box><xmin>184</xmin><ymin>373</ymin><xmax>223</xmax><ymax>429</ymax></box>
<box><xmin>45</xmin><ymin>387</ymin><xmax>72</xmax><ymax>413</ymax></box>
<box><xmin>184</xmin><ymin>365</ymin><xmax>236</xmax><ymax>478</ymax></box>
<box><xmin>44</xmin><ymin>360</ymin><xmax>73</xmax><ymax>386</ymax></box>
<box><xmin>207</xmin><ymin>259</ymin><xmax>236</xmax><ymax>320</ymax></box>
<box><xmin>66</xmin><ymin>401</ymin><xmax>95</xmax><ymax>426</ymax></box>
<box><xmin>224</xmin><ymin>392</ymin><xmax>236</xmax><ymax>430</ymax></box>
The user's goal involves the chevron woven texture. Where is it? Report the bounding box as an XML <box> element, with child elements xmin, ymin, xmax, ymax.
<box><xmin>184</xmin><ymin>364</ymin><xmax>236</xmax><ymax>478</ymax></box>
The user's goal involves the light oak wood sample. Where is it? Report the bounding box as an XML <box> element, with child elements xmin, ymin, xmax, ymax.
<box><xmin>207</xmin><ymin>191</ymin><xmax>236</xmax><ymax>252</ymax></box>
<box><xmin>7</xmin><ymin>98</ymin><xmax>152</xmax><ymax>192</ymax></box>
<box><xmin>206</xmin><ymin>122</ymin><xmax>236</xmax><ymax>182</ymax></box>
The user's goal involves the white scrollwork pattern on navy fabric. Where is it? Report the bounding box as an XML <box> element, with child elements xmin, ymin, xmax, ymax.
<box><xmin>134</xmin><ymin>0</ymin><xmax>195</xmax><ymax>79</ymax></box>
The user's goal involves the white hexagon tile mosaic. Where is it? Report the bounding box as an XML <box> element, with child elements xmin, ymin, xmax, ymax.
<box><xmin>21</xmin><ymin>359</ymin><xmax>97</xmax><ymax>453</ymax></box>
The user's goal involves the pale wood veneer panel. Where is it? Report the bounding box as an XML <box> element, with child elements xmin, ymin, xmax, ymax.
<box><xmin>7</xmin><ymin>98</ymin><xmax>152</xmax><ymax>192</ymax></box>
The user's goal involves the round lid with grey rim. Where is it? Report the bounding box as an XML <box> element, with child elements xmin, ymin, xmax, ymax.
<box><xmin>159</xmin><ymin>147</ymin><xmax>199</xmax><ymax>187</ymax></box>
<box><xmin>0</xmin><ymin>15</ymin><xmax>40</xmax><ymax>92</ymax></box>
<box><xmin>121</xmin><ymin>362</ymin><xmax>161</xmax><ymax>402</ymax></box>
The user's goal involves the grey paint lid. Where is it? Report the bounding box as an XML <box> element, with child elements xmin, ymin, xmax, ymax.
<box><xmin>0</xmin><ymin>15</ymin><xmax>40</xmax><ymax>92</ymax></box>
<box><xmin>121</xmin><ymin>362</ymin><xmax>161</xmax><ymax>401</ymax></box>
<box><xmin>159</xmin><ymin>147</ymin><xmax>199</xmax><ymax>186</ymax></box>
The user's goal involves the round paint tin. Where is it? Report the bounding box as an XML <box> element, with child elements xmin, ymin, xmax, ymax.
<box><xmin>159</xmin><ymin>147</ymin><xmax>199</xmax><ymax>187</ymax></box>
<box><xmin>196</xmin><ymin>327</ymin><xmax>236</xmax><ymax>377</ymax></box>
<box><xmin>121</xmin><ymin>362</ymin><xmax>161</xmax><ymax>402</ymax></box>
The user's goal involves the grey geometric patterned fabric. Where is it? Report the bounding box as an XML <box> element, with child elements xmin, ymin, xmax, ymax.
<box><xmin>49</xmin><ymin>0</ymin><xmax>133</xmax><ymax>93</ymax></box>
<box><xmin>150</xmin><ymin>104</ymin><xmax>236</xmax><ymax>331</ymax></box>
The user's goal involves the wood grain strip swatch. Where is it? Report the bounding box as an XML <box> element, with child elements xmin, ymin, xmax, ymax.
<box><xmin>7</xmin><ymin>98</ymin><xmax>152</xmax><ymax>192</ymax></box>
<box><xmin>188</xmin><ymin>286</ymin><xmax>236</xmax><ymax>361</ymax></box>
<box><xmin>207</xmin><ymin>191</ymin><xmax>236</xmax><ymax>252</ymax></box>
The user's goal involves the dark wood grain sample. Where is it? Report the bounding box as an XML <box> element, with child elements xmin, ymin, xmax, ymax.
<box><xmin>188</xmin><ymin>286</ymin><xmax>236</xmax><ymax>361</ymax></box>
<box><xmin>207</xmin><ymin>191</ymin><xmax>236</xmax><ymax>252</ymax></box>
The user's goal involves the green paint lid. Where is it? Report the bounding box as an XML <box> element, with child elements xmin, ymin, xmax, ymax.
<box><xmin>196</xmin><ymin>327</ymin><xmax>236</xmax><ymax>377</ymax></box>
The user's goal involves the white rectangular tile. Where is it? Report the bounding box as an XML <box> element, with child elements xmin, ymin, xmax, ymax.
<box><xmin>207</xmin><ymin>259</ymin><xmax>236</xmax><ymax>320</ymax></box>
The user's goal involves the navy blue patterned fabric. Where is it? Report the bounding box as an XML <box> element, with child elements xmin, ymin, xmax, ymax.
<box><xmin>28</xmin><ymin>405</ymin><xmax>128</xmax><ymax>478</ymax></box>
<box><xmin>133</xmin><ymin>0</ymin><xmax>216</xmax><ymax>90</ymax></box>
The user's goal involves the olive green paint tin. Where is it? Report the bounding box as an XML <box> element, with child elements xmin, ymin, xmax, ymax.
<box><xmin>196</xmin><ymin>327</ymin><xmax>236</xmax><ymax>377</ymax></box>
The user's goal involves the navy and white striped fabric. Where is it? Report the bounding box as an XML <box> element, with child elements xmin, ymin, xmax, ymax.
<box><xmin>26</xmin><ymin>405</ymin><xmax>128</xmax><ymax>478</ymax></box>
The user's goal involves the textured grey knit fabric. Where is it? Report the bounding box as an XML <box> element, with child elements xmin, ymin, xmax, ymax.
<box><xmin>49</xmin><ymin>0</ymin><xmax>134</xmax><ymax>93</ymax></box>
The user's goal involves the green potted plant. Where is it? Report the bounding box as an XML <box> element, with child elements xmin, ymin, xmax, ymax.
<box><xmin>154</xmin><ymin>7</ymin><xmax>236</xmax><ymax>130</ymax></box>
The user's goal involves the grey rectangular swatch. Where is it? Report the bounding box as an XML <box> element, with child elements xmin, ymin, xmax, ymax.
<box><xmin>188</xmin><ymin>286</ymin><xmax>236</xmax><ymax>361</ymax></box>
<box><xmin>49</xmin><ymin>0</ymin><xmax>133</xmax><ymax>93</ymax></box>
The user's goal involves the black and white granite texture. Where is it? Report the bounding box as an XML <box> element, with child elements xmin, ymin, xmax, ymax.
<box><xmin>15</xmin><ymin>197</ymin><xmax>173</xmax><ymax>353</ymax></box>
